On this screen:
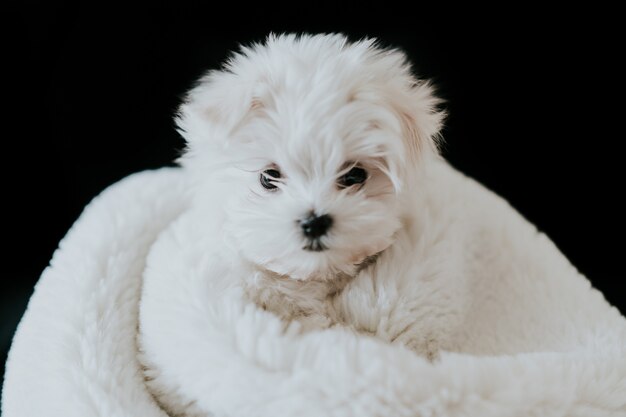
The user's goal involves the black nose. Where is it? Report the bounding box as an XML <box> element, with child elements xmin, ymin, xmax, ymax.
<box><xmin>300</xmin><ymin>213</ymin><xmax>333</xmax><ymax>239</ymax></box>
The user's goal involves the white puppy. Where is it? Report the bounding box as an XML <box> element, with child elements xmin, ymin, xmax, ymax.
<box><xmin>140</xmin><ymin>33</ymin><xmax>472</xmax><ymax>413</ymax></box>
<box><xmin>174</xmin><ymin>34</ymin><xmax>455</xmax><ymax>339</ymax></box>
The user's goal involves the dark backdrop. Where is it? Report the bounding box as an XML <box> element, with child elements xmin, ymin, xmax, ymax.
<box><xmin>3</xmin><ymin>3</ymin><xmax>624</xmax><ymax>393</ymax></box>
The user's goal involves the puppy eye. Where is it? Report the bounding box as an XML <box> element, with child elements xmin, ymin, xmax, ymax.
<box><xmin>338</xmin><ymin>166</ymin><xmax>367</xmax><ymax>188</ymax></box>
<box><xmin>260</xmin><ymin>168</ymin><xmax>281</xmax><ymax>190</ymax></box>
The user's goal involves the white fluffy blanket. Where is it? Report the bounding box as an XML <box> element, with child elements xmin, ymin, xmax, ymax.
<box><xmin>3</xmin><ymin>166</ymin><xmax>626</xmax><ymax>417</ymax></box>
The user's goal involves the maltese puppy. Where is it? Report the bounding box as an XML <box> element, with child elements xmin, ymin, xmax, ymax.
<box><xmin>173</xmin><ymin>34</ymin><xmax>458</xmax><ymax>348</ymax></box>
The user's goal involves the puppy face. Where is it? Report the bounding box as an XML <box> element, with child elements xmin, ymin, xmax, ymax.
<box><xmin>178</xmin><ymin>34</ymin><xmax>443</xmax><ymax>280</ymax></box>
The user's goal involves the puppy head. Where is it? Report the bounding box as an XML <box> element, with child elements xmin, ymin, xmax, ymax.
<box><xmin>178</xmin><ymin>33</ymin><xmax>444</xmax><ymax>280</ymax></box>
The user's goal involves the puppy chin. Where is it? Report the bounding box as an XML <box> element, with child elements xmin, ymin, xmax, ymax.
<box><xmin>260</xmin><ymin>239</ymin><xmax>393</xmax><ymax>281</ymax></box>
<box><xmin>262</xmin><ymin>256</ymin><xmax>356</xmax><ymax>281</ymax></box>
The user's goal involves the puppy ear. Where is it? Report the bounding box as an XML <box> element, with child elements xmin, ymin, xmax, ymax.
<box><xmin>397</xmin><ymin>81</ymin><xmax>445</xmax><ymax>162</ymax></box>
<box><xmin>175</xmin><ymin>71</ymin><xmax>262</xmax><ymax>157</ymax></box>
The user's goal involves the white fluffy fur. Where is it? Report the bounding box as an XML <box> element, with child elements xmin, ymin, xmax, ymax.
<box><xmin>3</xmin><ymin>34</ymin><xmax>626</xmax><ymax>417</ymax></box>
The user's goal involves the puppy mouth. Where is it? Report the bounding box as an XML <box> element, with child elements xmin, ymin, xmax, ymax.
<box><xmin>302</xmin><ymin>239</ymin><xmax>328</xmax><ymax>252</ymax></box>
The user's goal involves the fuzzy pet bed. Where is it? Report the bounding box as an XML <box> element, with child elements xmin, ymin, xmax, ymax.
<box><xmin>3</xmin><ymin>166</ymin><xmax>626</xmax><ymax>417</ymax></box>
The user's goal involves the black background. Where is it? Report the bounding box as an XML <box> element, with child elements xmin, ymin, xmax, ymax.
<box><xmin>3</xmin><ymin>3</ymin><xmax>624</xmax><ymax>392</ymax></box>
